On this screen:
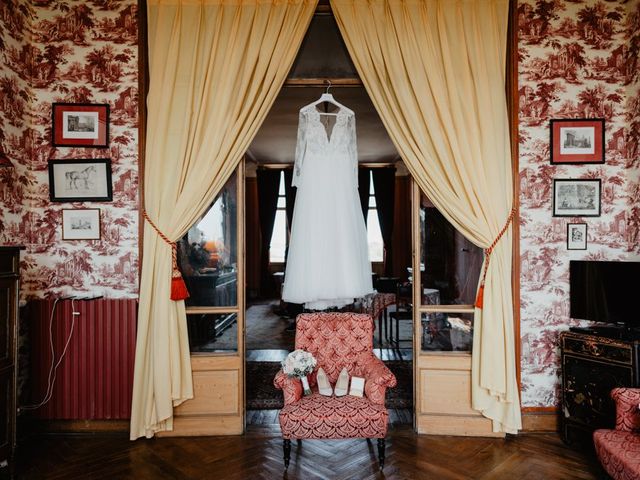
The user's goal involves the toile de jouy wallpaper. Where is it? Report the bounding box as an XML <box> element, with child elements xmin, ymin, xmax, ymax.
<box><xmin>0</xmin><ymin>0</ymin><xmax>139</xmax><ymax>299</ymax></box>
<box><xmin>518</xmin><ymin>0</ymin><xmax>640</xmax><ymax>407</ymax></box>
<box><xmin>1</xmin><ymin>0</ymin><xmax>639</xmax><ymax>409</ymax></box>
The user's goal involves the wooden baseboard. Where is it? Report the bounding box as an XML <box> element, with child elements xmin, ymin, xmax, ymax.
<box><xmin>20</xmin><ymin>419</ymin><xmax>129</xmax><ymax>434</ymax></box>
<box><xmin>521</xmin><ymin>411</ymin><xmax>559</xmax><ymax>432</ymax></box>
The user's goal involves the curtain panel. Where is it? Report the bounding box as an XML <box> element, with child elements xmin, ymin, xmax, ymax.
<box><xmin>358</xmin><ymin>167</ymin><xmax>371</xmax><ymax>223</ymax></box>
<box><xmin>331</xmin><ymin>0</ymin><xmax>521</xmax><ymax>433</ymax></box>
<box><xmin>257</xmin><ymin>169</ymin><xmax>282</xmax><ymax>296</ymax></box>
<box><xmin>372</xmin><ymin>167</ymin><xmax>396</xmax><ymax>276</ymax></box>
<box><xmin>131</xmin><ymin>0</ymin><xmax>317</xmax><ymax>440</ymax></box>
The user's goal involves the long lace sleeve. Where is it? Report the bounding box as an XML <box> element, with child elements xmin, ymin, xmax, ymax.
<box><xmin>348</xmin><ymin>113</ymin><xmax>358</xmax><ymax>186</ymax></box>
<box><xmin>292</xmin><ymin>110</ymin><xmax>307</xmax><ymax>187</ymax></box>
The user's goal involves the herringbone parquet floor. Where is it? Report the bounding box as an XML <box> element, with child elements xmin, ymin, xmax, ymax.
<box><xmin>13</xmin><ymin>425</ymin><xmax>602</xmax><ymax>480</ymax></box>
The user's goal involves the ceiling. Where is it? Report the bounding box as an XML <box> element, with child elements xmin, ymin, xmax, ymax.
<box><xmin>246</xmin><ymin>12</ymin><xmax>398</xmax><ymax>165</ymax></box>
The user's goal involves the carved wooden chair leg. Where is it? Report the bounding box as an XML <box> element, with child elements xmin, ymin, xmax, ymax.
<box><xmin>283</xmin><ymin>439</ymin><xmax>291</xmax><ymax>469</ymax></box>
<box><xmin>377</xmin><ymin>438</ymin><xmax>386</xmax><ymax>470</ymax></box>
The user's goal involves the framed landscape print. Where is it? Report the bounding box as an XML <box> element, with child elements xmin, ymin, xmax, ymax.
<box><xmin>52</xmin><ymin>103</ymin><xmax>110</xmax><ymax>148</ymax></box>
<box><xmin>48</xmin><ymin>159</ymin><xmax>113</xmax><ymax>202</ymax></box>
<box><xmin>567</xmin><ymin>223</ymin><xmax>587</xmax><ymax>250</ymax></box>
<box><xmin>62</xmin><ymin>209</ymin><xmax>101</xmax><ymax>240</ymax></box>
<box><xmin>550</xmin><ymin>118</ymin><xmax>605</xmax><ymax>164</ymax></box>
<box><xmin>553</xmin><ymin>179</ymin><xmax>601</xmax><ymax>217</ymax></box>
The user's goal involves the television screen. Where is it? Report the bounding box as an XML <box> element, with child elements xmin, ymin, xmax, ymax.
<box><xmin>570</xmin><ymin>260</ymin><xmax>640</xmax><ymax>327</ymax></box>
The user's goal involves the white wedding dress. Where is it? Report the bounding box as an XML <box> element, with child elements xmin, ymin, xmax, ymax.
<box><xmin>282</xmin><ymin>103</ymin><xmax>373</xmax><ymax>310</ymax></box>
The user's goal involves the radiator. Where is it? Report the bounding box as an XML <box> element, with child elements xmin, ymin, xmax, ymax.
<box><xmin>28</xmin><ymin>298</ymin><xmax>137</xmax><ymax>420</ymax></box>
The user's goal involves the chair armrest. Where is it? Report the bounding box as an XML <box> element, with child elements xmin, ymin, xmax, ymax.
<box><xmin>273</xmin><ymin>370</ymin><xmax>317</xmax><ymax>406</ymax></box>
<box><xmin>274</xmin><ymin>371</ymin><xmax>303</xmax><ymax>406</ymax></box>
<box><xmin>611</xmin><ymin>388</ymin><xmax>640</xmax><ymax>432</ymax></box>
<box><xmin>356</xmin><ymin>353</ymin><xmax>397</xmax><ymax>405</ymax></box>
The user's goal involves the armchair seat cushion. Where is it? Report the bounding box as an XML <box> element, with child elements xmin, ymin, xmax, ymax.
<box><xmin>279</xmin><ymin>393</ymin><xmax>389</xmax><ymax>440</ymax></box>
<box><xmin>594</xmin><ymin>429</ymin><xmax>640</xmax><ymax>480</ymax></box>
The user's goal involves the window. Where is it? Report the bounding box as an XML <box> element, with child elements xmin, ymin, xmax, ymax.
<box><xmin>419</xmin><ymin>190</ymin><xmax>482</xmax><ymax>353</ymax></box>
<box><xmin>177</xmin><ymin>170</ymin><xmax>240</xmax><ymax>353</ymax></box>
<box><xmin>269</xmin><ymin>171</ymin><xmax>287</xmax><ymax>263</ymax></box>
<box><xmin>268</xmin><ymin>170</ymin><xmax>385</xmax><ymax>263</ymax></box>
<box><xmin>367</xmin><ymin>172</ymin><xmax>384</xmax><ymax>262</ymax></box>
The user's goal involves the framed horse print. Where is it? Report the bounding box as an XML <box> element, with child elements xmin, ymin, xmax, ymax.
<box><xmin>48</xmin><ymin>159</ymin><xmax>113</xmax><ymax>202</ymax></box>
<box><xmin>52</xmin><ymin>103</ymin><xmax>110</xmax><ymax>148</ymax></box>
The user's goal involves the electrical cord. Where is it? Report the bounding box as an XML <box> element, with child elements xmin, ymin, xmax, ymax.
<box><xmin>20</xmin><ymin>297</ymin><xmax>79</xmax><ymax>412</ymax></box>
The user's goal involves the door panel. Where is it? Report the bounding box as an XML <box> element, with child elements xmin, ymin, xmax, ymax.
<box><xmin>411</xmin><ymin>181</ymin><xmax>502</xmax><ymax>437</ymax></box>
<box><xmin>162</xmin><ymin>162</ymin><xmax>245</xmax><ymax>436</ymax></box>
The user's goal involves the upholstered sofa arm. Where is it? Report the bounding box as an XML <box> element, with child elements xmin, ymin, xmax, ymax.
<box><xmin>356</xmin><ymin>353</ymin><xmax>397</xmax><ymax>405</ymax></box>
<box><xmin>611</xmin><ymin>388</ymin><xmax>640</xmax><ymax>432</ymax></box>
<box><xmin>274</xmin><ymin>370</ymin><xmax>317</xmax><ymax>406</ymax></box>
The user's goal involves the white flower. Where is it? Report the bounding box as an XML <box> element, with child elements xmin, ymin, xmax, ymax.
<box><xmin>282</xmin><ymin>349</ymin><xmax>317</xmax><ymax>378</ymax></box>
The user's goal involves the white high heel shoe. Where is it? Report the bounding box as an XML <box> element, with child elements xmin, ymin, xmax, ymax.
<box><xmin>334</xmin><ymin>367</ymin><xmax>349</xmax><ymax>397</ymax></box>
<box><xmin>317</xmin><ymin>367</ymin><xmax>333</xmax><ymax>396</ymax></box>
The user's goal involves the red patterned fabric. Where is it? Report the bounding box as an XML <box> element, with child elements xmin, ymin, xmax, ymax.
<box><xmin>594</xmin><ymin>430</ymin><xmax>640</xmax><ymax>480</ymax></box>
<box><xmin>611</xmin><ymin>388</ymin><xmax>640</xmax><ymax>432</ymax></box>
<box><xmin>593</xmin><ymin>388</ymin><xmax>640</xmax><ymax>480</ymax></box>
<box><xmin>279</xmin><ymin>393</ymin><xmax>389</xmax><ymax>439</ymax></box>
<box><xmin>274</xmin><ymin>312</ymin><xmax>396</xmax><ymax>439</ymax></box>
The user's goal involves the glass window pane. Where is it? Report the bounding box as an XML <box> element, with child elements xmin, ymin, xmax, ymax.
<box><xmin>367</xmin><ymin>210</ymin><xmax>384</xmax><ymax>262</ymax></box>
<box><xmin>369</xmin><ymin>195</ymin><xmax>376</xmax><ymax>208</ymax></box>
<box><xmin>278</xmin><ymin>171</ymin><xmax>285</xmax><ymax>195</ymax></box>
<box><xmin>270</xmin><ymin>210</ymin><xmax>287</xmax><ymax>263</ymax></box>
<box><xmin>277</xmin><ymin>197</ymin><xmax>286</xmax><ymax>209</ymax></box>
<box><xmin>179</xmin><ymin>172</ymin><xmax>238</xmax><ymax>307</ymax></box>
<box><xmin>187</xmin><ymin>313</ymin><xmax>238</xmax><ymax>353</ymax></box>
<box><xmin>420</xmin><ymin>312</ymin><xmax>473</xmax><ymax>352</ymax></box>
<box><xmin>419</xmin><ymin>193</ymin><xmax>482</xmax><ymax>305</ymax></box>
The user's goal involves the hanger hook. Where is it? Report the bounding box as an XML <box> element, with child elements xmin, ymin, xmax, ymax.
<box><xmin>325</xmin><ymin>79</ymin><xmax>332</xmax><ymax>94</ymax></box>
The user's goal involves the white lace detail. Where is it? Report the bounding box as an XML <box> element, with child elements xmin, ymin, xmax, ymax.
<box><xmin>283</xmin><ymin>104</ymin><xmax>372</xmax><ymax>310</ymax></box>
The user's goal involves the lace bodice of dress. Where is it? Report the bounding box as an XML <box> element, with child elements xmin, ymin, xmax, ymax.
<box><xmin>293</xmin><ymin>106</ymin><xmax>357</xmax><ymax>187</ymax></box>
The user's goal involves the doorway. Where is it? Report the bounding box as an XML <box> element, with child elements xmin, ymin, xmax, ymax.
<box><xmin>166</xmin><ymin>3</ymin><xmax>500</xmax><ymax>437</ymax></box>
<box><xmin>242</xmin><ymin>9</ymin><xmax>414</xmax><ymax>428</ymax></box>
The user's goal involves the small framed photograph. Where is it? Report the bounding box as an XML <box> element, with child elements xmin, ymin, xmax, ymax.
<box><xmin>48</xmin><ymin>159</ymin><xmax>113</xmax><ymax>202</ymax></box>
<box><xmin>62</xmin><ymin>209</ymin><xmax>101</xmax><ymax>240</ymax></box>
<box><xmin>550</xmin><ymin>118</ymin><xmax>605</xmax><ymax>164</ymax></box>
<box><xmin>553</xmin><ymin>179</ymin><xmax>601</xmax><ymax>217</ymax></box>
<box><xmin>52</xmin><ymin>103</ymin><xmax>110</xmax><ymax>148</ymax></box>
<box><xmin>567</xmin><ymin>223</ymin><xmax>587</xmax><ymax>250</ymax></box>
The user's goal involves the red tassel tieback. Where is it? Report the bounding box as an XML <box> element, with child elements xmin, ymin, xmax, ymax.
<box><xmin>143</xmin><ymin>210</ymin><xmax>190</xmax><ymax>301</ymax></box>
<box><xmin>474</xmin><ymin>207</ymin><xmax>516</xmax><ymax>309</ymax></box>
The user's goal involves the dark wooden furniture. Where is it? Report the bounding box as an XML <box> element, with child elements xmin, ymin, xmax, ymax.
<box><xmin>389</xmin><ymin>282</ymin><xmax>412</xmax><ymax>348</ymax></box>
<box><xmin>560</xmin><ymin>331</ymin><xmax>640</xmax><ymax>445</ymax></box>
<box><xmin>0</xmin><ymin>247</ymin><xmax>22</xmax><ymax>474</ymax></box>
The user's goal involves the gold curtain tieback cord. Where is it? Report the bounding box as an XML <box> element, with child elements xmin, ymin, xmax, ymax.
<box><xmin>474</xmin><ymin>206</ymin><xmax>516</xmax><ymax>309</ymax></box>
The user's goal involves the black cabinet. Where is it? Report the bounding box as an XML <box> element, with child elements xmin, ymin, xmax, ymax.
<box><xmin>560</xmin><ymin>331</ymin><xmax>640</xmax><ymax>444</ymax></box>
<box><xmin>0</xmin><ymin>247</ymin><xmax>21</xmax><ymax>474</ymax></box>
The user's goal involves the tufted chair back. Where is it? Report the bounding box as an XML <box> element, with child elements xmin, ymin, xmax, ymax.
<box><xmin>295</xmin><ymin>312</ymin><xmax>374</xmax><ymax>383</ymax></box>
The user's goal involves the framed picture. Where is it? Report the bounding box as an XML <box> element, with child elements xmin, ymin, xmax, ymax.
<box><xmin>550</xmin><ymin>118</ymin><xmax>605</xmax><ymax>164</ymax></box>
<box><xmin>567</xmin><ymin>223</ymin><xmax>587</xmax><ymax>250</ymax></box>
<box><xmin>52</xmin><ymin>103</ymin><xmax>110</xmax><ymax>148</ymax></box>
<box><xmin>553</xmin><ymin>179</ymin><xmax>601</xmax><ymax>217</ymax></box>
<box><xmin>48</xmin><ymin>159</ymin><xmax>113</xmax><ymax>202</ymax></box>
<box><xmin>62</xmin><ymin>209</ymin><xmax>101</xmax><ymax>240</ymax></box>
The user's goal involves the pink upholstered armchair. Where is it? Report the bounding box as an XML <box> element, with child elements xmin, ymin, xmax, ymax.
<box><xmin>594</xmin><ymin>388</ymin><xmax>640</xmax><ymax>480</ymax></box>
<box><xmin>274</xmin><ymin>312</ymin><xmax>397</xmax><ymax>470</ymax></box>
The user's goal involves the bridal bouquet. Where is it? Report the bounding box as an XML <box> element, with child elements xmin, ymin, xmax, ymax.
<box><xmin>282</xmin><ymin>349</ymin><xmax>317</xmax><ymax>396</ymax></box>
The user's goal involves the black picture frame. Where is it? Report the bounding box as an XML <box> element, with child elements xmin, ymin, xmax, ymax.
<box><xmin>567</xmin><ymin>223</ymin><xmax>587</xmax><ymax>250</ymax></box>
<box><xmin>552</xmin><ymin>179</ymin><xmax>601</xmax><ymax>217</ymax></box>
<box><xmin>52</xmin><ymin>103</ymin><xmax>110</xmax><ymax>148</ymax></box>
<box><xmin>48</xmin><ymin>159</ymin><xmax>113</xmax><ymax>202</ymax></box>
<box><xmin>62</xmin><ymin>208</ymin><xmax>102</xmax><ymax>240</ymax></box>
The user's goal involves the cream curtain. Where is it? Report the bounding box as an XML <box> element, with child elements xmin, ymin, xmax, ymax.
<box><xmin>131</xmin><ymin>0</ymin><xmax>316</xmax><ymax>440</ymax></box>
<box><xmin>331</xmin><ymin>0</ymin><xmax>521</xmax><ymax>433</ymax></box>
